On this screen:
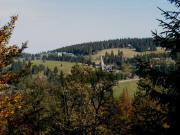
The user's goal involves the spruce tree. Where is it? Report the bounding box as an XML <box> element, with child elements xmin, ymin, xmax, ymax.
<box><xmin>135</xmin><ymin>0</ymin><xmax>180</xmax><ymax>134</ymax></box>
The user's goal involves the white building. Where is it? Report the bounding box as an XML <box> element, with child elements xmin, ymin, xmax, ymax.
<box><xmin>100</xmin><ymin>56</ymin><xmax>113</xmax><ymax>72</ymax></box>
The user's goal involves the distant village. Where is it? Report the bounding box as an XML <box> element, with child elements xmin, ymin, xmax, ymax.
<box><xmin>17</xmin><ymin>51</ymin><xmax>76</xmax><ymax>61</ymax></box>
<box><xmin>38</xmin><ymin>52</ymin><xmax>76</xmax><ymax>59</ymax></box>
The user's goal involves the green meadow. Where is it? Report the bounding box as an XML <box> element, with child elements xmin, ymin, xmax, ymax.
<box><xmin>92</xmin><ymin>47</ymin><xmax>166</xmax><ymax>61</ymax></box>
<box><xmin>113</xmin><ymin>80</ymin><xmax>138</xmax><ymax>98</ymax></box>
<box><xmin>31</xmin><ymin>60</ymin><xmax>77</xmax><ymax>74</ymax></box>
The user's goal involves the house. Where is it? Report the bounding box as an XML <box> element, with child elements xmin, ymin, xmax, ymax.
<box><xmin>58</xmin><ymin>52</ymin><xmax>63</xmax><ymax>57</ymax></box>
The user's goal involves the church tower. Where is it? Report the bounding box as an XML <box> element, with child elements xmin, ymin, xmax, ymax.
<box><xmin>100</xmin><ymin>56</ymin><xmax>105</xmax><ymax>70</ymax></box>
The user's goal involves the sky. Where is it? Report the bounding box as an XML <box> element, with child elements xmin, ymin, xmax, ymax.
<box><xmin>0</xmin><ymin>0</ymin><xmax>175</xmax><ymax>53</ymax></box>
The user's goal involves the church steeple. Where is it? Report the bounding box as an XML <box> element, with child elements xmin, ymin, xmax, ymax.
<box><xmin>100</xmin><ymin>56</ymin><xmax>113</xmax><ymax>72</ymax></box>
<box><xmin>101</xmin><ymin>56</ymin><xmax>105</xmax><ymax>70</ymax></box>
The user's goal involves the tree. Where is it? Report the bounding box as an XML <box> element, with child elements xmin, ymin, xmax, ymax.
<box><xmin>0</xmin><ymin>16</ymin><xmax>30</xmax><ymax>134</ymax></box>
<box><xmin>102</xmin><ymin>88</ymin><xmax>133</xmax><ymax>135</ymax></box>
<box><xmin>17</xmin><ymin>77</ymin><xmax>59</xmax><ymax>135</ymax></box>
<box><xmin>42</xmin><ymin>55</ymin><xmax>46</xmax><ymax>63</ymax></box>
<box><xmin>135</xmin><ymin>0</ymin><xmax>180</xmax><ymax>134</ymax></box>
<box><xmin>59</xmin><ymin>70</ymin><xmax>65</xmax><ymax>87</ymax></box>
<box><xmin>53</xmin><ymin>66</ymin><xmax>58</xmax><ymax>74</ymax></box>
<box><xmin>152</xmin><ymin>1</ymin><xmax>180</xmax><ymax>133</ymax></box>
<box><xmin>53</xmin><ymin>64</ymin><xmax>117</xmax><ymax>135</ymax></box>
<box><xmin>31</xmin><ymin>55</ymin><xmax>35</xmax><ymax>60</ymax></box>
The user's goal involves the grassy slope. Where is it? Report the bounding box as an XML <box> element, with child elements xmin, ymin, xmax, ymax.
<box><xmin>92</xmin><ymin>47</ymin><xmax>165</xmax><ymax>61</ymax></box>
<box><xmin>31</xmin><ymin>60</ymin><xmax>77</xmax><ymax>74</ymax></box>
<box><xmin>113</xmin><ymin>80</ymin><xmax>138</xmax><ymax>99</ymax></box>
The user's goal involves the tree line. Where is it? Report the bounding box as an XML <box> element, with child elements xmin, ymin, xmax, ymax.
<box><xmin>54</xmin><ymin>38</ymin><xmax>156</xmax><ymax>56</ymax></box>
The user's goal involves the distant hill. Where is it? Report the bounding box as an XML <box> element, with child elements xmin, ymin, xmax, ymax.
<box><xmin>52</xmin><ymin>38</ymin><xmax>156</xmax><ymax>56</ymax></box>
<box><xmin>91</xmin><ymin>47</ymin><xmax>166</xmax><ymax>61</ymax></box>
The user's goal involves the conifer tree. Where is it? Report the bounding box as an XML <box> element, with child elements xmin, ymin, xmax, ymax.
<box><xmin>135</xmin><ymin>0</ymin><xmax>180</xmax><ymax>134</ymax></box>
<box><xmin>53</xmin><ymin>66</ymin><xmax>58</xmax><ymax>74</ymax></box>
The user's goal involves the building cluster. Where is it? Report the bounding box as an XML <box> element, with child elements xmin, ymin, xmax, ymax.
<box><xmin>39</xmin><ymin>52</ymin><xmax>75</xmax><ymax>59</ymax></box>
<box><xmin>57</xmin><ymin>52</ymin><xmax>75</xmax><ymax>57</ymax></box>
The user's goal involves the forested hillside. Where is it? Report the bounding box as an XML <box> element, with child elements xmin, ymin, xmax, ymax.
<box><xmin>54</xmin><ymin>38</ymin><xmax>156</xmax><ymax>55</ymax></box>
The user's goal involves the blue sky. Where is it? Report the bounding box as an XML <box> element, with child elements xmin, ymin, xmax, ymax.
<box><xmin>0</xmin><ymin>0</ymin><xmax>175</xmax><ymax>53</ymax></box>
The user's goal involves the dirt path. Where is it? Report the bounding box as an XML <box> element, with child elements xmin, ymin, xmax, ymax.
<box><xmin>118</xmin><ymin>78</ymin><xmax>140</xmax><ymax>83</ymax></box>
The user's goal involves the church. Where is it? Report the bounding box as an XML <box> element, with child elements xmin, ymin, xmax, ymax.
<box><xmin>100</xmin><ymin>56</ymin><xmax>113</xmax><ymax>72</ymax></box>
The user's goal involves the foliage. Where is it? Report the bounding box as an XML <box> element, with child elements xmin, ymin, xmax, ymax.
<box><xmin>131</xmin><ymin>91</ymin><xmax>169</xmax><ymax>135</ymax></box>
<box><xmin>50</xmin><ymin>64</ymin><xmax>117</xmax><ymax>135</ymax></box>
<box><xmin>103</xmin><ymin>50</ymin><xmax>124</xmax><ymax>68</ymax></box>
<box><xmin>0</xmin><ymin>16</ymin><xmax>30</xmax><ymax>134</ymax></box>
<box><xmin>17</xmin><ymin>77</ymin><xmax>61</xmax><ymax>135</ymax></box>
<box><xmin>54</xmin><ymin>38</ymin><xmax>155</xmax><ymax>55</ymax></box>
<box><xmin>101</xmin><ymin>88</ymin><xmax>133</xmax><ymax>135</ymax></box>
<box><xmin>135</xmin><ymin>0</ymin><xmax>180</xmax><ymax>134</ymax></box>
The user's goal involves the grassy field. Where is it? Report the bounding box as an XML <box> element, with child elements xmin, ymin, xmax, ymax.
<box><xmin>92</xmin><ymin>47</ymin><xmax>166</xmax><ymax>61</ymax></box>
<box><xmin>31</xmin><ymin>60</ymin><xmax>77</xmax><ymax>74</ymax></box>
<box><xmin>113</xmin><ymin>80</ymin><xmax>138</xmax><ymax>99</ymax></box>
